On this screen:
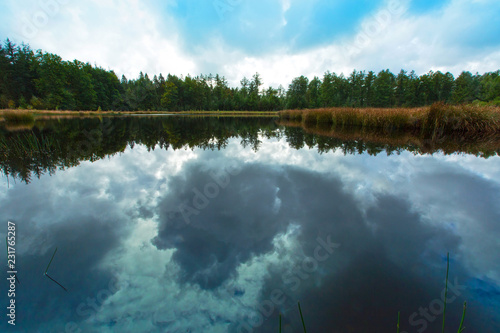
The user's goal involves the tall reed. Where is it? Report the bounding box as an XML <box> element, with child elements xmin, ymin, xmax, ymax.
<box><xmin>397</xmin><ymin>253</ymin><xmax>467</xmax><ymax>333</ymax></box>
<box><xmin>279</xmin><ymin>104</ymin><xmax>500</xmax><ymax>138</ymax></box>
<box><xmin>2</xmin><ymin>110</ymin><xmax>35</xmax><ymax>124</ymax></box>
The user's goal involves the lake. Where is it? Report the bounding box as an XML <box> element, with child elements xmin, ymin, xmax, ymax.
<box><xmin>1</xmin><ymin>116</ymin><xmax>499</xmax><ymax>332</ymax></box>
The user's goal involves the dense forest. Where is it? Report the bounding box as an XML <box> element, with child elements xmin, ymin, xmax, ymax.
<box><xmin>1</xmin><ymin>39</ymin><xmax>500</xmax><ymax>111</ymax></box>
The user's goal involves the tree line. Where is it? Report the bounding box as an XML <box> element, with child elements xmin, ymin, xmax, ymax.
<box><xmin>1</xmin><ymin>39</ymin><xmax>499</xmax><ymax>111</ymax></box>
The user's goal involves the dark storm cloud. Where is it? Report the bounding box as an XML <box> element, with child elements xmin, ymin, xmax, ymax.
<box><xmin>152</xmin><ymin>160</ymin><xmax>378</xmax><ymax>292</ymax></box>
<box><xmin>414</xmin><ymin>169</ymin><xmax>500</xmax><ymax>230</ymax></box>
<box><xmin>153</xmin><ymin>163</ymin><xmax>296</xmax><ymax>289</ymax></box>
<box><xmin>228</xmin><ymin>160</ymin><xmax>500</xmax><ymax>332</ymax></box>
<box><xmin>249</xmin><ymin>195</ymin><xmax>474</xmax><ymax>333</ymax></box>
<box><xmin>5</xmin><ymin>216</ymin><xmax>128</xmax><ymax>332</ymax></box>
<box><xmin>0</xmin><ymin>170</ymin><xmax>136</xmax><ymax>332</ymax></box>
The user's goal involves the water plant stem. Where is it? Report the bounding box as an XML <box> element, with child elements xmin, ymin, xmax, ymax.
<box><xmin>397</xmin><ymin>311</ymin><xmax>400</xmax><ymax>333</ymax></box>
<box><xmin>45</xmin><ymin>247</ymin><xmax>58</xmax><ymax>274</ymax></box>
<box><xmin>44</xmin><ymin>247</ymin><xmax>67</xmax><ymax>291</ymax></box>
<box><xmin>442</xmin><ymin>252</ymin><xmax>450</xmax><ymax>333</ymax></box>
<box><xmin>46</xmin><ymin>273</ymin><xmax>68</xmax><ymax>292</ymax></box>
<box><xmin>457</xmin><ymin>301</ymin><xmax>467</xmax><ymax>333</ymax></box>
<box><xmin>298</xmin><ymin>301</ymin><xmax>307</xmax><ymax>333</ymax></box>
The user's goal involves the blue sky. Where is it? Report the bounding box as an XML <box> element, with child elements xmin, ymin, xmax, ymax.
<box><xmin>1</xmin><ymin>0</ymin><xmax>499</xmax><ymax>87</ymax></box>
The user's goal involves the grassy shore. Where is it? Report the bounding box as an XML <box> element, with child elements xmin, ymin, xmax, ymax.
<box><xmin>0</xmin><ymin>109</ymin><xmax>279</xmax><ymax>117</ymax></box>
<box><xmin>178</xmin><ymin>110</ymin><xmax>278</xmax><ymax>116</ymax></box>
<box><xmin>279</xmin><ymin>104</ymin><xmax>500</xmax><ymax>137</ymax></box>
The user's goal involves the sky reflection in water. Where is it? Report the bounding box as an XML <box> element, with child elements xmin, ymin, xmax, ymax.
<box><xmin>1</xmin><ymin>123</ymin><xmax>500</xmax><ymax>332</ymax></box>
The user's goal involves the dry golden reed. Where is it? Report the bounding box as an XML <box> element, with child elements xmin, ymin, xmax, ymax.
<box><xmin>279</xmin><ymin>104</ymin><xmax>500</xmax><ymax>136</ymax></box>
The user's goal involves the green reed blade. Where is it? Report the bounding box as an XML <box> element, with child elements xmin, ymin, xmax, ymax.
<box><xmin>45</xmin><ymin>247</ymin><xmax>58</xmax><ymax>274</ymax></box>
<box><xmin>279</xmin><ymin>313</ymin><xmax>282</xmax><ymax>333</ymax></box>
<box><xmin>457</xmin><ymin>301</ymin><xmax>467</xmax><ymax>333</ymax></box>
<box><xmin>298</xmin><ymin>302</ymin><xmax>307</xmax><ymax>333</ymax></box>
<box><xmin>45</xmin><ymin>273</ymin><xmax>68</xmax><ymax>292</ymax></box>
<box><xmin>442</xmin><ymin>252</ymin><xmax>450</xmax><ymax>333</ymax></box>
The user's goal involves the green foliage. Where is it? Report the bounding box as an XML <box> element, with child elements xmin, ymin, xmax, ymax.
<box><xmin>161</xmin><ymin>81</ymin><xmax>179</xmax><ymax>110</ymax></box>
<box><xmin>287</xmin><ymin>76</ymin><xmax>309</xmax><ymax>109</ymax></box>
<box><xmin>29</xmin><ymin>96</ymin><xmax>43</xmax><ymax>110</ymax></box>
<box><xmin>374</xmin><ymin>69</ymin><xmax>396</xmax><ymax>107</ymax></box>
<box><xmin>18</xmin><ymin>96</ymin><xmax>28</xmax><ymax>109</ymax></box>
<box><xmin>1</xmin><ymin>39</ymin><xmax>500</xmax><ymax>112</ymax></box>
<box><xmin>307</xmin><ymin>76</ymin><xmax>321</xmax><ymax>108</ymax></box>
<box><xmin>452</xmin><ymin>71</ymin><xmax>481</xmax><ymax>104</ymax></box>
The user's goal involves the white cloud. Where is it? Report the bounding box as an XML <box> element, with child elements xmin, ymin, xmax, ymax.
<box><xmin>7</xmin><ymin>0</ymin><xmax>196</xmax><ymax>79</ymax></box>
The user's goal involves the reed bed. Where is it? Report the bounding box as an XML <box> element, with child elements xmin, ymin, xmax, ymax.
<box><xmin>1</xmin><ymin>110</ymin><xmax>35</xmax><ymax>125</ymax></box>
<box><xmin>279</xmin><ymin>104</ymin><xmax>500</xmax><ymax>137</ymax></box>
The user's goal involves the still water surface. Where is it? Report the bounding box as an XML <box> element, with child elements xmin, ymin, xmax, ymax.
<box><xmin>1</xmin><ymin>117</ymin><xmax>499</xmax><ymax>332</ymax></box>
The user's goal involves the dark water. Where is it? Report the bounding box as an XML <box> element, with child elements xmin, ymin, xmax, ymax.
<box><xmin>1</xmin><ymin>117</ymin><xmax>499</xmax><ymax>333</ymax></box>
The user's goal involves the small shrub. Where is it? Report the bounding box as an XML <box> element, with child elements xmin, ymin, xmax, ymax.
<box><xmin>30</xmin><ymin>96</ymin><xmax>44</xmax><ymax>110</ymax></box>
<box><xmin>491</xmin><ymin>97</ymin><xmax>500</xmax><ymax>107</ymax></box>
<box><xmin>19</xmin><ymin>96</ymin><xmax>28</xmax><ymax>109</ymax></box>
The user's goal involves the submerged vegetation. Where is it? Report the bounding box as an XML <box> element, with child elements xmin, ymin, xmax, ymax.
<box><xmin>1</xmin><ymin>39</ymin><xmax>500</xmax><ymax>112</ymax></box>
